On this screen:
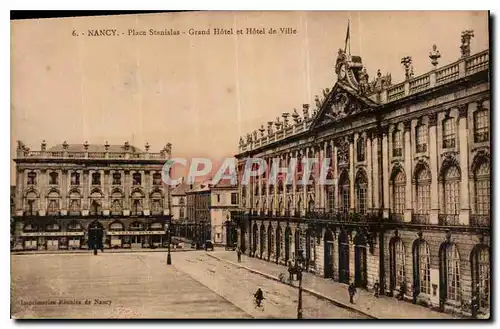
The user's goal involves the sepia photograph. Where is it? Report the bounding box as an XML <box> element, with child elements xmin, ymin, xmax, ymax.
<box><xmin>9</xmin><ymin>10</ymin><xmax>491</xmax><ymax>320</ymax></box>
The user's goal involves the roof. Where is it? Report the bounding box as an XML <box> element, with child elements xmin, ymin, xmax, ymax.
<box><xmin>171</xmin><ymin>182</ymin><xmax>189</xmax><ymax>196</ymax></box>
<box><xmin>211</xmin><ymin>179</ymin><xmax>238</xmax><ymax>189</ymax></box>
<box><xmin>48</xmin><ymin>143</ymin><xmax>144</xmax><ymax>153</ymax></box>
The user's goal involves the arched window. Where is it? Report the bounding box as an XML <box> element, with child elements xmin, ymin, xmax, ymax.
<box><xmin>49</xmin><ymin>172</ymin><xmax>59</xmax><ymax>185</ymax></box>
<box><xmin>326</xmin><ymin>185</ymin><xmax>335</xmax><ymax>212</ymax></box>
<box><xmin>47</xmin><ymin>199</ymin><xmax>59</xmax><ymax>214</ymax></box>
<box><xmin>416</xmin><ymin>123</ymin><xmax>428</xmax><ymax>153</ymax></box>
<box><xmin>474</xmin><ymin>160</ymin><xmax>490</xmax><ymax>218</ymax></box>
<box><xmin>442</xmin><ymin>165</ymin><xmax>460</xmax><ymax>220</ymax></box>
<box><xmin>472</xmin><ymin>247</ymin><xmax>490</xmax><ymax>310</ymax></box>
<box><xmin>355</xmin><ymin>171</ymin><xmax>367</xmax><ymax>214</ymax></box>
<box><xmin>357</xmin><ymin>137</ymin><xmax>365</xmax><ymax>162</ymax></box>
<box><xmin>69</xmin><ymin>199</ymin><xmax>80</xmax><ymax>213</ymax></box>
<box><xmin>109</xmin><ymin>222</ymin><xmax>124</xmax><ymax>231</ymax></box>
<box><xmin>415</xmin><ymin>166</ymin><xmax>431</xmax><ymax>216</ymax></box>
<box><xmin>392</xmin><ymin>169</ymin><xmax>406</xmax><ymax>215</ymax></box>
<box><xmin>27</xmin><ymin>172</ymin><xmax>37</xmax><ymax>185</ymax></box>
<box><xmin>132</xmin><ymin>199</ymin><xmax>142</xmax><ymax>215</ymax></box>
<box><xmin>391</xmin><ymin>238</ymin><xmax>406</xmax><ymax>290</ymax></box>
<box><xmin>443</xmin><ymin>244</ymin><xmax>461</xmax><ymax>302</ymax></box>
<box><xmin>442</xmin><ymin>117</ymin><xmax>456</xmax><ymax>149</ymax></box>
<box><xmin>179</xmin><ymin>207</ymin><xmax>185</xmax><ymax>218</ymax></box>
<box><xmin>111</xmin><ymin>199</ymin><xmax>122</xmax><ymax>213</ymax></box>
<box><xmin>90</xmin><ymin>200</ymin><xmax>102</xmax><ymax>215</ymax></box>
<box><xmin>339</xmin><ymin>172</ymin><xmax>350</xmax><ymax>214</ymax></box>
<box><xmin>392</xmin><ymin>129</ymin><xmax>403</xmax><ymax>157</ymax></box>
<box><xmin>474</xmin><ymin>109</ymin><xmax>489</xmax><ymax>143</ymax></box>
<box><xmin>419</xmin><ymin>241</ymin><xmax>431</xmax><ymax>294</ymax></box>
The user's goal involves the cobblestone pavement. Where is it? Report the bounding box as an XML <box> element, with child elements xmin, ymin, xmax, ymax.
<box><xmin>210</xmin><ymin>250</ymin><xmax>454</xmax><ymax>319</ymax></box>
<box><xmin>11</xmin><ymin>250</ymin><xmax>366</xmax><ymax>319</ymax></box>
<box><xmin>11</xmin><ymin>252</ymin><xmax>249</xmax><ymax>319</ymax></box>
<box><xmin>169</xmin><ymin>251</ymin><xmax>367</xmax><ymax>319</ymax></box>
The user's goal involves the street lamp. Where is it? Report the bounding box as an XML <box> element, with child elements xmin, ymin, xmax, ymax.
<box><xmin>290</xmin><ymin>249</ymin><xmax>305</xmax><ymax>319</ymax></box>
<box><xmin>166</xmin><ymin>222</ymin><xmax>172</xmax><ymax>265</ymax></box>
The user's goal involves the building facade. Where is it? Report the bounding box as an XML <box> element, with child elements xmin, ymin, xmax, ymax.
<box><xmin>234</xmin><ymin>33</ymin><xmax>490</xmax><ymax>317</ymax></box>
<box><xmin>171</xmin><ymin>180</ymin><xmax>189</xmax><ymax>237</ymax></box>
<box><xmin>210</xmin><ymin>182</ymin><xmax>239</xmax><ymax>246</ymax></box>
<box><xmin>186</xmin><ymin>182</ymin><xmax>211</xmax><ymax>247</ymax></box>
<box><xmin>12</xmin><ymin>140</ymin><xmax>173</xmax><ymax>250</ymax></box>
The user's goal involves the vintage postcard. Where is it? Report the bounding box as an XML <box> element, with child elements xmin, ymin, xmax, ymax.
<box><xmin>10</xmin><ymin>11</ymin><xmax>490</xmax><ymax>319</ymax></box>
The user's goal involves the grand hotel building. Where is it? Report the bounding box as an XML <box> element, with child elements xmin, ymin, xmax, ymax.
<box><xmin>12</xmin><ymin>141</ymin><xmax>172</xmax><ymax>250</ymax></box>
<box><xmin>233</xmin><ymin>32</ymin><xmax>490</xmax><ymax>317</ymax></box>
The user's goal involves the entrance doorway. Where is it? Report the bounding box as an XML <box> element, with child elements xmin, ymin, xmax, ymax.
<box><xmin>354</xmin><ymin>234</ymin><xmax>368</xmax><ymax>288</ymax></box>
<box><xmin>338</xmin><ymin>230</ymin><xmax>350</xmax><ymax>284</ymax></box>
<box><xmin>324</xmin><ymin>229</ymin><xmax>334</xmax><ymax>278</ymax></box>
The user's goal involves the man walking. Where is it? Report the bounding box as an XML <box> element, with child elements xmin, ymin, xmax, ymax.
<box><xmin>237</xmin><ymin>247</ymin><xmax>242</xmax><ymax>263</ymax></box>
<box><xmin>373</xmin><ymin>281</ymin><xmax>380</xmax><ymax>298</ymax></box>
<box><xmin>348</xmin><ymin>283</ymin><xmax>357</xmax><ymax>304</ymax></box>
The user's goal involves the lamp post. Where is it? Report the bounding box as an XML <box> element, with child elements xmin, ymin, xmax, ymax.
<box><xmin>294</xmin><ymin>249</ymin><xmax>305</xmax><ymax>319</ymax></box>
<box><xmin>166</xmin><ymin>222</ymin><xmax>172</xmax><ymax>265</ymax></box>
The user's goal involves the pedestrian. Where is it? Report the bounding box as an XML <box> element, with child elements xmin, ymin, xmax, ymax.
<box><xmin>348</xmin><ymin>283</ymin><xmax>357</xmax><ymax>304</ymax></box>
<box><xmin>287</xmin><ymin>260</ymin><xmax>294</xmax><ymax>282</ymax></box>
<box><xmin>237</xmin><ymin>247</ymin><xmax>242</xmax><ymax>263</ymax></box>
<box><xmin>399</xmin><ymin>279</ymin><xmax>407</xmax><ymax>300</ymax></box>
<box><xmin>373</xmin><ymin>281</ymin><xmax>380</xmax><ymax>298</ymax></box>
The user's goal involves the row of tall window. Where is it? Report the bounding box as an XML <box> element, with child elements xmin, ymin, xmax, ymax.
<box><xmin>391</xmin><ymin>239</ymin><xmax>490</xmax><ymax>310</ymax></box>
<box><xmin>26</xmin><ymin>171</ymin><xmax>163</xmax><ymax>186</ymax></box>
<box><xmin>45</xmin><ymin>198</ymin><xmax>164</xmax><ymax>215</ymax></box>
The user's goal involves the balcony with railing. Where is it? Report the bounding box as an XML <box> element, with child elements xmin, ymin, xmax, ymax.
<box><xmin>470</xmin><ymin>214</ymin><xmax>490</xmax><ymax>227</ymax></box>
<box><xmin>438</xmin><ymin>214</ymin><xmax>460</xmax><ymax>226</ymax></box>
<box><xmin>411</xmin><ymin>213</ymin><xmax>430</xmax><ymax>224</ymax></box>
<box><xmin>16</xmin><ymin>149</ymin><xmax>167</xmax><ymax>161</ymax></box>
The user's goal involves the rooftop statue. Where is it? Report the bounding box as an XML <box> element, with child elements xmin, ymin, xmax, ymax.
<box><xmin>429</xmin><ymin>44</ymin><xmax>441</xmax><ymax>67</ymax></box>
<box><xmin>314</xmin><ymin>95</ymin><xmax>321</xmax><ymax>109</ymax></box>
<box><xmin>460</xmin><ymin>30</ymin><xmax>474</xmax><ymax>58</ymax></box>
<box><xmin>239</xmin><ymin>136</ymin><xmax>245</xmax><ymax>146</ymax></box>
<box><xmin>259</xmin><ymin>125</ymin><xmax>265</xmax><ymax>137</ymax></box>
<box><xmin>292</xmin><ymin>108</ymin><xmax>301</xmax><ymax>123</ymax></box>
<box><xmin>358</xmin><ymin>67</ymin><xmax>370</xmax><ymax>94</ymax></box>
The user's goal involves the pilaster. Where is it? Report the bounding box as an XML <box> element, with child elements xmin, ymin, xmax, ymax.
<box><xmin>428</xmin><ymin>113</ymin><xmax>439</xmax><ymax>224</ymax></box>
<box><xmin>404</xmin><ymin>120</ymin><xmax>413</xmax><ymax>222</ymax></box>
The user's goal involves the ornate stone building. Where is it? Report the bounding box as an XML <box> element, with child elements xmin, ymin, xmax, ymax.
<box><xmin>234</xmin><ymin>32</ymin><xmax>490</xmax><ymax>317</ymax></box>
<box><xmin>186</xmin><ymin>181</ymin><xmax>211</xmax><ymax>247</ymax></box>
<box><xmin>12</xmin><ymin>140</ymin><xmax>172</xmax><ymax>250</ymax></box>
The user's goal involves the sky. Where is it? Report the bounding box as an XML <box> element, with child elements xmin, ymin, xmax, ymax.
<box><xmin>10</xmin><ymin>11</ymin><xmax>489</xmax><ymax>183</ymax></box>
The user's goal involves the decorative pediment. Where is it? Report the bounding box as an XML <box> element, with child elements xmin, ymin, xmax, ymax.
<box><xmin>310</xmin><ymin>82</ymin><xmax>379</xmax><ymax>129</ymax></box>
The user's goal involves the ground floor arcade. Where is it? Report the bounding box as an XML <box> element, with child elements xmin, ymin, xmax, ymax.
<box><xmin>235</xmin><ymin>217</ymin><xmax>490</xmax><ymax>318</ymax></box>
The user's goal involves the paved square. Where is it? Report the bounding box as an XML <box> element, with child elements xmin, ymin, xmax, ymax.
<box><xmin>11</xmin><ymin>252</ymin><xmax>249</xmax><ymax>319</ymax></box>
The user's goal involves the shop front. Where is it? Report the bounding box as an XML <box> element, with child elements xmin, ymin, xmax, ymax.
<box><xmin>107</xmin><ymin>230</ymin><xmax>166</xmax><ymax>249</ymax></box>
<box><xmin>20</xmin><ymin>231</ymin><xmax>85</xmax><ymax>250</ymax></box>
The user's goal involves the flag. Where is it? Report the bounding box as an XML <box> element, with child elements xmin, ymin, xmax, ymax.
<box><xmin>344</xmin><ymin>20</ymin><xmax>350</xmax><ymax>54</ymax></box>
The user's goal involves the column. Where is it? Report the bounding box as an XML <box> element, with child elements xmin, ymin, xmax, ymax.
<box><xmin>428</xmin><ymin>113</ymin><xmax>439</xmax><ymax>224</ymax></box>
<box><xmin>349</xmin><ymin>135</ymin><xmax>355</xmax><ymax>212</ymax></box>
<box><xmin>333</xmin><ymin>141</ymin><xmax>339</xmax><ymax>210</ymax></box>
<box><xmin>372</xmin><ymin>135</ymin><xmax>380</xmax><ymax>210</ymax></box>
<box><xmin>381</xmin><ymin>129</ymin><xmax>390</xmax><ymax>217</ymax></box>
<box><xmin>458</xmin><ymin>104</ymin><xmax>470</xmax><ymax>225</ymax></box>
<box><xmin>124</xmin><ymin>170</ymin><xmax>130</xmax><ymax>216</ymax></box>
<box><xmin>404</xmin><ymin>121</ymin><xmax>413</xmax><ymax>222</ymax></box>
<box><xmin>82</xmin><ymin>170</ymin><xmax>89</xmax><ymax>215</ymax></box>
<box><xmin>317</xmin><ymin>147</ymin><xmax>324</xmax><ymax>209</ymax></box>
<box><xmin>39</xmin><ymin>169</ymin><xmax>47</xmax><ymax>216</ymax></box>
<box><xmin>103</xmin><ymin>170</ymin><xmax>110</xmax><ymax>216</ymax></box>
<box><xmin>303</xmin><ymin>148</ymin><xmax>308</xmax><ymax>215</ymax></box>
<box><xmin>366</xmin><ymin>133</ymin><xmax>373</xmax><ymax>211</ymax></box>
<box><xmin>315</xmin><ymin>147</ymin><xmax>321</xmax><ymax>209</ymax></box>
<box><xmin>292</xmin><ymin>151</ymin><xmax>297</xmax><ymax>214</ymax></box>
<box><xmin>61</xmin><ymin>170</ymin><xmax>68</xmax><ymax>215</ymax></box>
<box><xmin>15</xmin><ymin>169</ymin><xmax>25</xmax><ymax>215</ymax></box>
